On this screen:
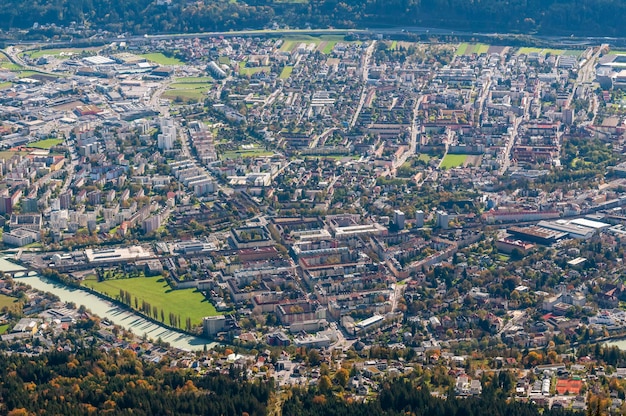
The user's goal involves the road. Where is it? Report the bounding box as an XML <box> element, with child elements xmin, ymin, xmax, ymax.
<box><xmin>497</xmin><ymin>310</ymin><xmax>526</xmax><ymax>337</ymax></box>
<box><xmin>566</xmin><ymin>46</ymin><xmax>601</xmax><ymax>110</ymax></box>
<box><xmin>497</xmin><ymin>115</ymin><xmax>522</xmax><ymax>175</ymax></box>
<box><xmin>392</xmin><ymin>94</ymin><xmax>425</xmax><ymax>170</ymax></box>
<box><xmin>349</xmin><ymin>40</ymin><xmax>376</xmax><ymax>130</ymax></box>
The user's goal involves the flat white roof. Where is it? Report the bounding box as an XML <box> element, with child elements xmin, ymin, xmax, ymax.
<box><xmin>356</xmin><ymin>315</ymin><xmax>383</xmax><ymax>328</ymax></box>
<box><xmin>570</xmin><ymin>218</ymin><xmax>610</xmax><ymax>229</ymax></box>
<box><xmin>567</xmin><ymin>257</ymin><xmax>587</xmax><ymax>266</ymax></box>
<box><xmin>84</xmin><ymin>56</ymin><xmax>115</xmax><ymax>65</ymax></box>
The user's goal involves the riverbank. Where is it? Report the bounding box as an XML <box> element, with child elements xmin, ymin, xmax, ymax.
<box><xmin>15</xmin><ymin>274</ymin><xmax>215</xmax><ymax>351</ymax></box>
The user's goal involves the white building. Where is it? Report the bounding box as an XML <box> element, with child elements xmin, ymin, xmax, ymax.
<box><xmin>158</xmin><ymin>118</ymin><xmax>176</xmax><ymax>150</ymax></box>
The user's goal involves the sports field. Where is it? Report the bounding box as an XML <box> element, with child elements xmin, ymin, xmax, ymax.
<box><xmin>440</xmin><ymin>154</ymin><xmax>468</xmax><ymax>169</ymax></box>
<box><xmin>83</xmin><ymin>276</ymin><xmax>220</xmax><ymax>326</ymax></box>
<box><xmin>28</xmin><ymin>138</ymin><xmax>63</xmax><ymax>149</ymax></box>
<box><xmin>140</xmin><ymin>53</ymin><xmax>184</xmax><ymax>65</ymax></box>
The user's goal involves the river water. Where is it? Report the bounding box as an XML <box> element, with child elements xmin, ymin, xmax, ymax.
<box><xmin>16</xmin><ymin>275</ymin><xmax>214</xmax><ymax>351</ymax></box>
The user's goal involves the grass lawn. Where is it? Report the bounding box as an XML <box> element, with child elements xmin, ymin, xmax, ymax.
<box><xmin>518</xmin><ymin>47</ymin><xmax>581</xmax><ymax>56</ymax></box>
<box><xmin>83</xmin><ymin>276</ymin><xmax>220</xmax><ymax>326</ymax></box>
<box><xmin>140</xmin><ymin>53</ymin><xmax>184</xmax><ymax>66</ymax></box>
<box><xmin>0</xmin><ymin>324</ymin><xmax>9</xmax><ymax>335</ymax></box>
<box><xmin>279</xmin><ymin>35</ymin><xmax>324</xmax><ymax>52</ymax></box>
<box><xmin>0</xmin><ymin>82</ymin><xmax>12</xmax><ymax>89</ymax></box>
<box><xmin>169</xmin><ymin>82</ymin><xmax>211</xmax><ymax>89</ymax></box>
<box><xmin>390</xmin><ymin>41</ymin><xmax>398</xmax><ymax>50</ymax></box>
<box><xmin>418</xmin><ymin>153</ymin><xmax>432</xmax><ymax>163</ymax></box>
<box><xmin>28</xmin><ymin>138</ymin><xmax>63</xmax><ymax>149</ymax></box>
<box><xmin>221</xmin><ymin>148</ymin><xmax>274</xmax><ymax>159</ymax></box>
<box><xmin>175</xmin><ymin>76</ymin><xmax>213</xmax><ymax>83</ymax></box>
<box><xmin>0</xmin><ymin>293</ymin><xmax>19</xmax><ymax>310</ymax></box>
<box><xmin>14</xmin><ymin>70</ymin><xmax>59</xmax><ymax>79</ymax></box>
<box><xmin>238</xmin><ymin>62</ymin><xmax>271</xmax><ymax>76</ymax></box>
<box><xmin>455</xmin><ymin>43</ymin><xmax>469</xmax><ymax>55</ymax></box>
<box><xmin>163</xmin><ymin>88</ymin><xmax>208</xmax><ymax>103</ymax></box>
<box><xmin>321</xmin><ymin>41</ymin><xmax>337</xmax><ymax>54</ymax></box>
<box><xmin>0</xmin><ymin>62</ymin><xmax>23</xmax><ymax>71</ymax></box>
<box><xmin>440</xmin><ymin>154</ymin><xmax>468</xmax><ymax>169</ymax></box>
<box><xmin>218</xmin><ymin>56</ymin><xmax>230</xmax><ymax>65</ymax></box>
<box><xmin>279</xmin><ymin>66</ymin><xmax>293</xmax><ymax>79</ymax></box>
<box><xmin>475</xmin><ymin>44</ymin><xmax>490</xmax><ymax>54</ymax></box>
<box><xmin>0</xmin><ymin>151</ymin><xmax>28</xmax><ymax>161</ymax></box>
<box><xmin>26</xmin><ymin>47</ymin><xmax>101</xmax><ymax>59</ymax></box>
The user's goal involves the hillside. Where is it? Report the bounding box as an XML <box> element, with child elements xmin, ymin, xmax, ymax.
<box><xmin>2</xmin><ymin>0</ymin><xmax>626</xmax><ymax>37</ymax></box>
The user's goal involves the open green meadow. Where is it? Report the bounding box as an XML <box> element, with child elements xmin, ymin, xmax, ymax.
<box><xmin>517</xmin><ymin>47</ymin><xmax>582</xmax><ymax>56</ymax></box>
<box><xmin>279</xmin><ymin>35</ymin><xmax>344</xmax><ymax>54</ymax></box>
<box><xmin>321</xmin><ymin>41</ymin><xmax>338</xmax><ymax>54</ymax></box>
<box><xmin>221</xmin><ymin>147</ymin><xmax>274</xmax><ymax>159</ymax></box>
<box><xmin>238</xmin><ymin>61</ymin><xmax>271</xmax><ymax>76</ymax></box>
<box><xmin>279</xmin><ymin>66</ymin><xmax>294</xmax><ymax>79</ymax></box>
<box><xmin>0</xmin><ymin>293</ymin><xmax>19</xmax><ymax>310</ymax></box>
<box><xmin>140</xmin><ymin>53</ymin><xmax>184</xmax><ymax>65</ymax></box>
<box><xmin>164</xmin><ymin>76</ymin><xmax>213</xmax><ymax>102</ymax></box>
<box><xmin>0</xmin><ymin>151</ymin><xmax>28</xmax><ymax>161</ymax></box>
<box><xmin>175</xmin><ymin>76</ymin><xmax>213</xmax><ymax>83</ymax></box>
<box><xmin>28</xmin><ymin>138</ymin><xmax>63</xmax><ymax>149</ymax></box>
<box><xmin>25</xmin><ymin>47</ymin><xmax>101</xmax><ymax>59</ymax></box>
<box><xmin>456</xmin><ymin>43</ymin><xmax>490</xmax><ymax>56</ymax></box>
<box><xmin>83</xmin><ymin>276</ymin><xmax>220</xmax><ymax>326</ymax></box>
<box><xmin>440</xmin><ymin>154</ymin><xmax>468</xmax><ymax>169</ymax></box>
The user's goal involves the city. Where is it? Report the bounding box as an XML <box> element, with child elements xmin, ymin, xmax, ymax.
<box><xmin>3</xmin><ymin>32</ymin><xmax>626</xmax><ymax>413</ymax></box>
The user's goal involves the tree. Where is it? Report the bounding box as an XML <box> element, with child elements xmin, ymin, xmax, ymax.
<box><xmin>307</xmin><ymin>349</ymin><xmax>321</xmax><ymax>366</ymax></box>
<box><xmin>318</xmin><ymin>375</ymin><xmax>332</xmax><ymax>393</ymax></box>
<box><xmin>334</xmin><ymin>368</ymin><xmax>350</xmax><ymax>388</ymax></box>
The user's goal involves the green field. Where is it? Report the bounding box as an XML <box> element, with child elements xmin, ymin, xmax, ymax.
<box><xmin>0</xmin><ymin>61</ymin><xmax>22</xmax><ymax>71</ymax></box>
<box><xmin>440</xmin><ymin>154</ymin><xmax>468</xmax><ymax>169</ymax></box>
<box><xmin>165</xmin><ymin>76</ymin><xmax>213</xmax><ymax>102</ymax></box>
<box><xmin>455</xmin><ymin>43</ymin><xmax>469</xmax><ymax>55</ymax></box>
<box><xmin>0</xmin><ymin>82</ymin><xmax>12</xmax><ymax>89</ymax></box>
<box><xmin>418</xmin><ymin>153</ymin><xmax>432</xmax><ymax>163</ymax></box>
<box><xmin>0</xmin><ymin>324</ymin><xmax>9</xmax><ymax>335</ymax></box>
<box><xmin>221</xmin><ymin>147</ymin><xmax>274</xmax><ymax>159</ymax></box>
<box><xmin>321</xmin><ymin>41</ymin><xmax>338</xmax><ymax>54</ymax></box>
<box><xmin>0</xmin><ymin>151</ymin><xmax>28</xmax><ymax>160</ymax></box>
<box><xmin>25</xmin><ymin>47</ymin><xmax>101</xmax><ymax>60</ymax></box>
<box><xmin>517</xmin><ymin>47</ymin><xmax>582</xmax><ymax>56</ymax></box>
<box><xmin>163</xmin><ymin>89</ymin><xmax>207</xmax><ymax>102</ymax></box>
<box><xmin>456</xmin><ymin>43</ymin><xmax>490</xmax><ymax>56</ymax></box>
<box><xmin>29</xmin><ymin>138</ymin><xmax>63</xmax><ymax>149</ymax></box>
<box><xmin>0</xmin><ymin>293</ymin><xmax>19</xmax><ymax>311</ymax></box>
<box><xmin>175</xmin><ymin>76</ymin><xmax>213</xmax><ymax>83</ymax></box>
<box><xmin>238</xmin><ymin>61</ymin><xmax>271</xmax><ymax>76</ymax></box>
<box><xmin>279</xmin><ymin>66</ymin><xmax>294</xmax><ymax>79</ymax></box>
<box><xmin>140</xmin><ymin>53</ymin><xmax>184</xmax><ymax>65</ymax></box>
<box><xmin>83</xmin><ymin>276</ymin><xmax>219</xmax><ymax>326</ymax></box>
<box><xmin>13</xmin><ymin>70</ymin><xmax>59</xmax><ymax>79</ymax></box>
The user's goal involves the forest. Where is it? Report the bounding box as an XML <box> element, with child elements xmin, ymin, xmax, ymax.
<box><xmin>0</xmin><ymin>347</ymin><xmax>271</xmax><ymax>415</ymax></box>
<box><xmin>282</xmin><ymin>377</ymin><xmax>583</xmax><ymax>416</ymax></box>
<box><xmin>0</xmin><ymin>346</ymin><xmax>586</xmax><ymax>416</ymax></box>
<box><xmin>2</xmin><ymin>0</ymin><xmax>626</xmax><ymax>37</ymax></box>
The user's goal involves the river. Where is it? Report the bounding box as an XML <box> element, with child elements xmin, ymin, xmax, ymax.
<box><xmin>16</xmin><ymin>275</ymin><xmax>215</xmax><ymax>351</ymax></box>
